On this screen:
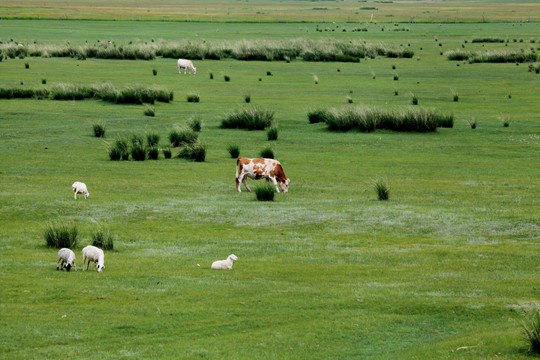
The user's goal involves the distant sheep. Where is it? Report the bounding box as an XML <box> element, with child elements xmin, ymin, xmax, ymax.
<box><xmin>72</xmin><ymin>181</ymin><xmax>89</xmax><ymax>199</ymax></box>
<box><xmin>211</xmin><ymin>254</ymin><xmax>238</xmax><ymax>270</ymax></box>
<box><xmin>82</xmin><ymin>245</ymin><xmax>105</xmax><ymax>272</ymax></box>
<box><xmin>57</xmin><ymin>248</ymin><xmax>77</xmax><ymax>272</ymax></box>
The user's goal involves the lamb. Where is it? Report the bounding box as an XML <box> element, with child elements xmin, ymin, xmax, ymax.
<box><xmin>211</xmin><ymin>254</ymin><xmax>238</xmax><ymax>270</ymax></box>
<box><xmin>72</xmin><ymin>181</ymin><xmax>89</xmax><ymax>199</ymax></box>
<box><xmin>57</xmin><ymin>248</ymin><xmax>77</xmax><ymax>272</ymax></box>
<box><xmin>82</xmin><ymin>245</ymin><xmax>105</xmax><ymax>272</ymax></box>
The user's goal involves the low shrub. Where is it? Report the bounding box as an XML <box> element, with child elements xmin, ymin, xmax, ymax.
<box><xmin>260</xmin><ymin>147</ymin><xmax>274</xmax><ymax>159</ymax></box>
<box><xmin>347</xmin><ymin>96</ymin><xmax>353</xmax><ymax>104</ymax></box>
<box><xmin>468</xmin><ymin>118</ymin><xmax>477</xmax><ymax>129</ymax></box>
<box><xmin>209</xmin><ymin>72</ymin><xmax>214</xmax><ymax>79</ymax></box>
<box><xmin>254</xmin><ymin>185</ymin><xmax>275</xmax><ymax>201</ymax></box>
<box><xmin>227</xmin><ymin>144</ymin><xmax>240</xmax><ymax>158</ymax></box>
<box><xmin>244</xmin><ymin>94</ymin><xmax>251</xmax><ymax>103</ymax></box>
<box><xmin>178</xmin><ymin>140</ymin><xmax>206</xmax><ymax>162</ymax></box>
<box><xmin>523</xmin><ymin>306</ymin><xmax>540</xmax><ymax>354</ymax></box>
<box><xmin>152</xmin><ymin>69</ymin><xmax>157</xmax><ymax>76</ymax></box>
<box><xmin>186</xmin><ymin>93</ymin><xmax>200</xmax><ymax>103</ymax></box>
<box><xmin>41</xmin><ymin>79</ymin><xmax>47</xmax><ymax>85</ymax></box>
<box><xmin>411</xmin><ymin>94</ymin><xmax>418</xmax><ymax>105</ymax></box>
<box><xmin>131</xmin><ymin>145</ymin><xmax>146</xmax><ymax>161</ymax></box>
<box><xmin>92</xmin><ymin>228</ymin><xmax>114</xmax><ymax>250</ymax></box>
<box><xmin>169</xmin><ymin>127</ymin><xmax>198</xmax><ymax>147</ymax></box>
<box><xmin>374</xmin><ymin>178</ymin><xmax>390</xmax><ymax>201</ymax></box>
<box><xmin>187</xmin><ymin>116</ymin><xmax>202</xmax><ymax>132</ymax></box>
<box><xmin>147</xmin><ymin>147</ymin><xmax>159</xmax><ymax>160</ymax></box>
<box><xmin>44</xmin><ymin>224</ymin><xmax>78</xmax><ymax>248</ymax></box>
<box><xmin>144</xmin><ymin>105</ymin><xmax>155</xmax><ymax>117</ymax></box>
<box><xmin>108</xmin><ymin>146</ymin><xmax>122</xmax><ymax>161</ymax></box>
<box><xmin>224</xmin><ymin>75</ymin><xmax>231</xmax><ymax>82</ymax></box>
<box><xmin>93</xmin><ymin>123</ymin><xmax>106</xmax><ymax>138</ymax></box>
<box><xmin>267</xmin><ymin>126</ymin><xmax>278</xmax><ymax>141</ymax></box>
<box><xmin>24</xmin><ymin>62</ymin><xmax>29</xmax><ymax>69</ymax></box>
<box><xmin>307</xmin><ymin>109</ymin><xmax>331</xmax><ymax>124</ymax></box>
<box><xmin>109</xmin><ymin>138</ymin><xmax>130</xmax><ymax>161</ymax></box>
<box><xmin>162</xmin><ymin>146</ymin><xmax>172</xmax><ymax>159</ymax></box>
<box><xmin>221</xmin><ymin>107</ymin><xmax>274</xmax><ymax>130</ymax></box>
<box><xmin>146</xmin><ymin>133</ymin><xmax>160</xmax><ymax>147</ymax></box>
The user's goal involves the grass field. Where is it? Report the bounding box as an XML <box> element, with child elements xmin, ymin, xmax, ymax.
<box><xmin>1</xmin><ymin>17</ymin><xmax>539</xmax><ymax>359</ymax></box>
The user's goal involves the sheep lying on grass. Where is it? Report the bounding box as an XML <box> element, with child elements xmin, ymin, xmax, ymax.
<box><xmin>211</xmin><ymin>254</ymin><xmax>238</xmax><ymax>270</ymax></box>
<box><xmin>82</xmin><ymin>245</ymin><xmax>105</xmax><ymax>272</ymax></box>
<box><xmin>57</xmin><ymin>248</ymin><xmax>77</xmax><ymax>272</ymax></box>
<box><xmin>72</xmin><ymin>181</ymin><xmax>89</xmax><ymax>199</ymax></box>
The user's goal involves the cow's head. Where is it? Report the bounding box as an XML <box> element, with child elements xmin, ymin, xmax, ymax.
<box><xmin>96</xmin><ymin>264</ymin><xmax>104</xmax><ymax>272</ymax></box>
<box><xmin>280</xmin><ymin>178</ymin><xmax>290</xmax><ymax>193</ymax></box>
<box><xmin>65</xmin><ymin>263</ymin><xmax>72</xmax><ymax>272</ymax></box>
<box><xmin>84</xmin><ymin>192</ymin><xmax>90</xmax><ymax>199</ymax></box>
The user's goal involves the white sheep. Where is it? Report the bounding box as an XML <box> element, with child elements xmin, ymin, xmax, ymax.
<box><xmin>82</xmin><ymin>245</ymin><xmax>105</xmax><ymax>272</ymax></box>
<box><xmin>211</xmin><ymin>254</ymin><xmax>238</xmax><ymax>270</ymax></box>
<box><xmin>72</xmin><ymin>181</ymin><xmax>89</xmax><ymax>199</ymax></box>
<box><xmin>57</xmin><ymin>248</ymin><xmax>77</xmax><ymax>272</ymax></box>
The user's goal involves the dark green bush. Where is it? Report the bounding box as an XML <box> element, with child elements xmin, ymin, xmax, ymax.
<box><xmin>169</xmin><ymin>128</ymin><xmax>198</xmax><ymax>147</ymax></box>
<box><xmin>374</xmin><ymin>178</ymin><xmax>390</xmax><ymax>201</ymax></box>
<box><xmin>254</xmin><ymin>185</ymin><xmax>275</xmax><ymax>201</ymax></box>
<box><xmin>146</xmin><ymin>133</ymin><xmax>160</xmax><ymax>147</ymax></box>
<box><xmin>260</xmin><ymin>147</ymin><xmax>274</xmax><ymax>159</ymax></box>
<box><xmin>92</xmin><ymin>228</ymin><xmax>114</xmax><ymax>250</ymax></box>
<box><xmin>523</xmin><ymin>307</ymin><xmax>540</xmax><ymax>354</ymax></box>
<box><xmin>307</xmin><ymin>109</ymin><xmax>331</xmax><ymax>124</ymax></box>
<box><xmin>187</xmin><ymin>116</ymin><xmax>202</xmax><ymax>132</ymax></box>
<box><xmin>267</xmin><ymin>126</ymin><xmax>278</xmax><ymax>141</ymax></box>
<box><xmin>227</xmin><ymin>144</ymin><xmax>240</xmax><ymax>158</ymax></box>
<box><xmin>93</xmin><ymin>123</ymin><xmax>105</xmax><ymax>138</ymax></box>
<box><xmin>44</xmin><ymin>224</ymin><xmax>78</xmax><ymax>248</ymax></box>
<box><xmin>186</xmin><ymin>93</ymin><xmax>200</xmax><ymax>103</ymax></box>
<box><xmin>147</xmin><ymin>147</ymin><xmax>159</xmax><ymax>160</ymax></box>
<box><xmin>162</xmin><ymin>146</ymin><xmax>172</xmax><ymax>159</ymax></box>
<box><xmin>178</xmin><ymin>140</ymin><xmax>206</xmax><ymax>162</ymax></box>
<box><xmin>221</xmin><ymin>107</ymin><xmax>274</xmax><ymax>130</ymax></box>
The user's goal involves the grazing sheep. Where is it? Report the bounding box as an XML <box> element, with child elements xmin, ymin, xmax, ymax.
<box><xmin>72</xmin><ymin>181</ymin><xmax>89</xmax><ymax>199</ymax></box>
<box><xmin>211</xmin><ymin>254</ymin><xmax>238</xmax><ymax>270</ymax></box>
<box><xmin>82</xmin><ymin>245</ymin><xmax>105</xmax><ymax>272</ymax></box>
<box><xmin>57</xmin><ymin>248</ymin><xmax>77</xmax><ymax>272</ymax></box>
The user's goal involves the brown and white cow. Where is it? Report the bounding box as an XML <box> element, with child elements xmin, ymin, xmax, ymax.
<box><xmin>236</xmin><ymin>157</ymin><xmax>290</xmax><ymax>193</ymax></box>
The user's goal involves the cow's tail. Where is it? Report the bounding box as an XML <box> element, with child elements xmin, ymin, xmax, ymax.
<box><xmin>235</xmin><ymin>158</ymin><xmax>241</xmax><ymax>179</ymax></box>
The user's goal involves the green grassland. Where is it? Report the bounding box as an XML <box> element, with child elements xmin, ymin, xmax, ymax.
<box><xmin>1</xmin><ymin>18</ymin><xmax>539</xmax><ymax>359</ymax></box>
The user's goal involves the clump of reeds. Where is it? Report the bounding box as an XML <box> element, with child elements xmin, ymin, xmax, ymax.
<box><xmin>307</xmin><ymin>108</ymin><xmax>331</xmax><ymax>124</ymax></box>
<box><xmin>373</xmin><ymin>178</ymin><xmax>390</xmax><ymax>201</ymax></box>
<box><xmin>162</xmin><ymin>146</ymin><xmax>172</xmax><ymax>159</ymax></box>
<box><xmin>254</xmin><ymin>185</ymin><xmax>275</xmax><ymax>201</ymax></box>
<box><xmin>347</xmin><ymin>96</ymin><xmax>353</xmax><ymax>104</ymax></box>
<box><xmin>169</xmin><ymin>127</ymin><xmax>198</xmax><ymax>147</ymax></box>
<box><xmin>500</xmin><ymin>116</ymin><xmax>510</xmax><ymax>127</ymax></box>
<box><xmin>467</xmin><ymin>118</ymin><xmax>477</xmax><ymax>129</ymax></box>
<box><xmin>451</xmin><ymin>89</ymin><xmax>459</xmax><ymax>102</ymax></box>
<box><xmin>322</xmin><ymin>106</ymin><xmax>453</xmax><ymax>133</ymax></box>
<box><xmin>259</xmin><ymin>147</ymin><xmax>274</xmax><ymax>159</ymax></box>
<box><xmin>528</xmin><ymin>63</ymin><xmax>540</xmax><ymax>74</ymax></box>
<box><xmin>227</xmin><ymin>144</ymin><xmax>240</xmax><ymax>158</ymax></box>
<box><xmin>24</xmin><ymin>62</ymin><xmax>29</xmax><ymax>69</ymax></box>
<box><xmin>93</xmin><ymin>123</ymin><xmax>106</xmax><ymax>138</ymax></box>
<box><xmin>393</xmin><ymin>73</ymin><xmax>399</xmax><ymax>81</ymax></box>
<box><xmin>224</xmin><ymin>75</ymin><xmax>231</xmax><ymax>82</ymax></box>
<box><xmin>147</xmin><ymin>147</ymin><xmax>159</xmax><ymax>160</ymax></box>
<box><xmin>92</xmin><ymin>227</ymin><xmax>114</xmax><ymax>250</ymax></box>
<box><xmin>108</xmin><ymin>138</ymin><xmax>130</xmax><ymax>161</ymax></box>
<box><xmin>187</xmin><ymin>116</ymin><xmax>202</xmax><ymax>132</ymax></box>
<box><xmin>177</xmin><ymin>140</ymin><xmax>206</xmax><ymax>162</ymax></box>
<box><xmin>411</xmin><ymin>94</ymin><xmax>418</xmax><ymax>105</ymax></box>
<box><xmin>186</xmin><ymin>93</ymin><xmax>200</xmax><ymax>103</ymax></box>
<box><xmin>209</xmin><ymin>72</ymin><xmax>214</xmax><ymax>79</ymax></box>
<box><xmin>267</xmin><ymin>126</ymin><xmax>278</xmax><ymax>141</ymax></box>
<box><xmin>152</xmin><ymin>69</ymin><xmax>157</xmax><ymax>76</ymax></box>
<box><xmin>522</xmin><ymin>306</ymin><xmax>540</xmax><ymax>354</ymax></box>
<box><xmin>221</xmin><ymin>106</ymin><xmax>274</xmax><ymax>130</ymax></box>
<box><xmin>146</xmin><ymin>133</ymin><xmax>160</xmax><ymax>147</ymax></box>
<box><xmin>41</xmin><ymin>79</ymin><xmax>47</xmax><ymax>85</ymax></box>
<box><xmin>244</xmin><ymin>94</ymin><xmax>251</xmax><ymax>103</ymax></box>
<box><xmin>44</xmin><ymin>223</ymin><xmax>78</xmax><ymax>248</ymax></box>
<box><xmin>144</xmin><ymin>105</ymin><xmax>155</xmax><ymax>117</ymax></box>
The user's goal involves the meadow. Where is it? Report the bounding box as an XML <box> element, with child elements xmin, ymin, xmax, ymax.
<box><xmin>0</xmin><ymin>18</ymin><xmax>539</xmax><ymax>359</ymax></box>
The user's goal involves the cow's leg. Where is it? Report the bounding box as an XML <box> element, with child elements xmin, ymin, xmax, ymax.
<box><xmin>271</xmin><ymin>178</ymin><xmax>281</xmax><ymax>193</ymax></box>
<box><xmin>57</xmin><ymin>258</ymin><xmax>61</xmax><ymax>270</ymax></box>
<box><xmin>242</xmin><ymin>176</ymin><xmax>252</xmax><ymax>192</ymax></box>
<box><xmin>74</xmin><ymin>190</ymin><xmax>77</xmax><ymax>199</ymax></box>
<box><xmin>236</xmin><ymin>176</ymin><xmax>241</xmax><ymax>192</ymax></box>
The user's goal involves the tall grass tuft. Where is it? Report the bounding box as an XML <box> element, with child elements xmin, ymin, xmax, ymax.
<box><xmin>44</xmin><ymin>224</ymin><xmax>78</xmax><ymax>248</ymax></box>
<box><xmin>522</xmin><ymin>306</ymin><xmax>540</xmax><ymax>354</ymax></box>
<box><xmin>41</xmin><ymin>79</ymin><xmax>47</xmax><ymax>85</ymax></box>
<box><xmin>267</xmin><ymin>126</ymin><xmax>278</xmax><ymax>141</ymax></box>
<box><xmin>451</xmin><ymin>89</ymin><xmax>459</xmax><ymax>102</ymax></box>
<box><xmin>244</xmin><ymin>94</ymin><xmax>251</xmax><ymax>103</ymax></box>
<box><xmin>146</xmin><ymin>133</ymin><xmax>160</xmax><ymax>147</ymax></box>
<box><xmin>186</xmin><ymin>93</ymin><xmax>200</xmax><ymax>103</ymax></box>
<box><xmin>147</xmin><ymin>147</ymin><xmax>159</xmax><ymax>160</ymax></box>
<box><xmin>468</xmin><ymin>118</ymin><xmax>477</xmax><ymax>129</ymax></box>
<box><xmin>92</xmin><ymin>227</ymin><xmax>114</xmax><ymax>250</ymax></box>
<box><xmin>187</xmin><ymin>116</ymin><xmax>202</xmax><ymax>132</ymax></box>
<box><xmin>152</xmin><ymin>69</ymin><xmax>157</xmax><ymax>76</ymax></box>
<box><xmin>411</xmin><ymin>94</ymin><xmax>418</xmax><ymax>105</ymax></box>
<box><xmin>109</xmin><ymin>138</ymin><xmax>130</xmax><ymax>161</ymax></box>
<box><xmin>221</xmin><ymin>106</ymin><xmax>274</xmax><ymax>130</ymax></box>
<box><xmin>25</xmin><ymin>62</ymin><xmax>29</xmax><ymax>69</ymax></box>
<box><xmin>130</xmin><ymin>134</ymin><xmax>146</xmax><ymax>161</ymax></box>
<box><xmin>169</xmin><ymin>127</ymin><xmax>198</xmax><ymax>147</ymax></box>
<box><xmin>260</xmin><ymin>147</ymin><xmax>274</xmax><ymax>159</ymax></box>
<box><xmin>177</xmin><ymin>140</ymin><xmax>206</xmax><ymax>162</ymax></box>
<box><xmin>308</xmin><ymin>109</ymin><xmax>331</xmax><ymax>124</ymax></box>
<box><xmin>254</xmin><ymin>185</ymin><xmax>275</xmax><ymax>201</ymax></box>
<box><xmin>224</xmin><ymin>75</ymin><xmax>231</xmax><ymax>82</ymax></box>
<box><xmin>93</xmin><ymin>123</ymin><xmax>106</xmax><ymax>138</ymax></box>
<box><xmin>322</xmin><ymin>106</ymin><xmax>452</xmax><ymax>133</ymax></box>
<box><xmin>227</xmin><ymin>144</ymin><xmax>240</xmax><ymax>158</ymax></box>
<box><xmin>162</xmin><ymin>146</ymin><xmax>172</xmax><ymax>159</ymax></box>
<box><xmin>373</xmin><ymin>178</ymin><xmax>390</xmax><ymax>201</ymax></box>
<box><xmin>144</xmin><ymin>105</ymin><xmax>155</xmax><ymax>117</ymax></box>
